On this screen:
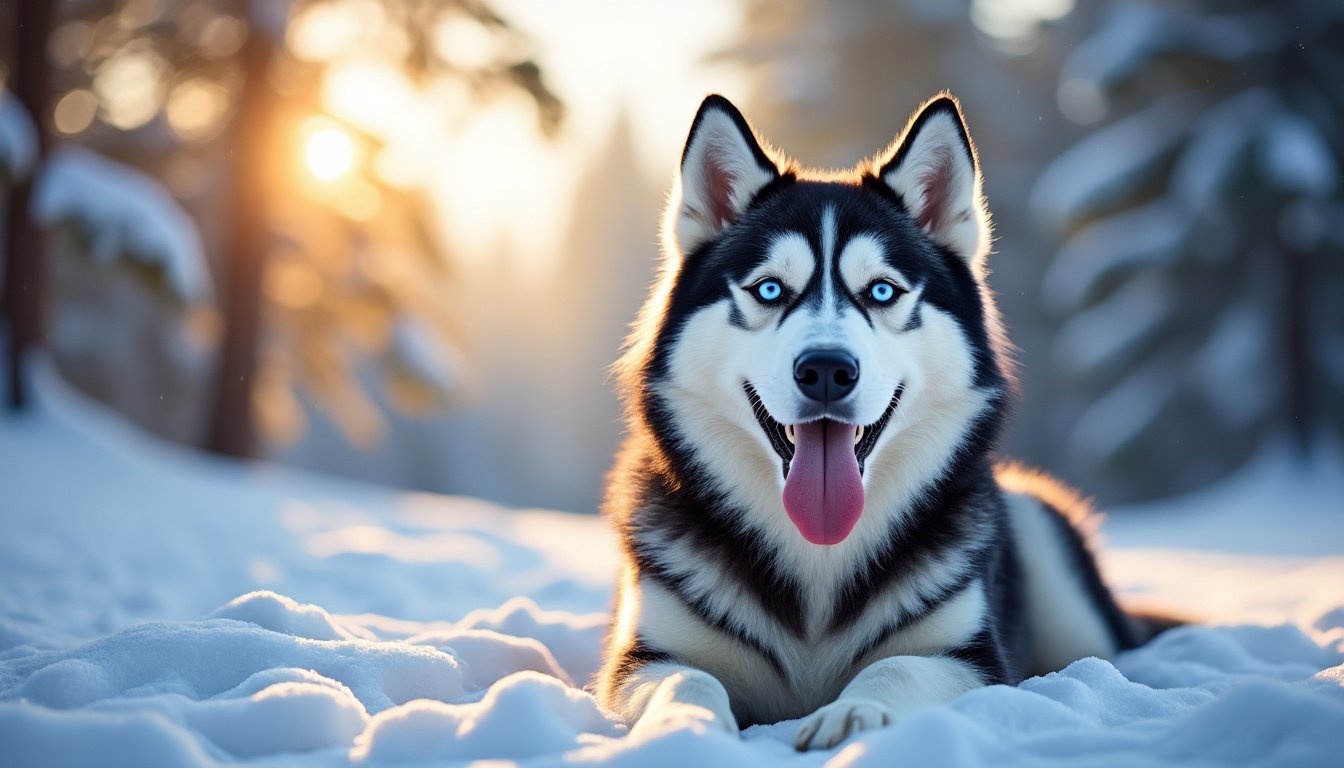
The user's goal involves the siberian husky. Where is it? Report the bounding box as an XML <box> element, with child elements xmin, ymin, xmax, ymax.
<box><xmin>596</xmin><ymin>93</ymin><xmax>1157</xmax><ymax>750</ymax></box>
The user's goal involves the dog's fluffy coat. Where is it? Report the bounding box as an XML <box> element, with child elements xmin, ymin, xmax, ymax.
<box><xmin>596</xmin><ymin>93</ymin><xmax>1145</xmax><ymax>750</ymax></box>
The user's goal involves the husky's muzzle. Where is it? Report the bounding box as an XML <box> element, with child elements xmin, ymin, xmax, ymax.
<box><xmin>744</xmin><ymin>379</ymin><xmax>903</xmax><ymax>546</ymax></box>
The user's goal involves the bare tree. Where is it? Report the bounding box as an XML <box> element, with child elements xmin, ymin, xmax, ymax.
<box><xmin>3</xmin><ymin>0</ymin><xmax>57</xmax><ymax>410</ymax></box>
<box><xmin>206</xmin><ymin>0</ymin><xmax>273</xmax><ymax>456</ymax></box>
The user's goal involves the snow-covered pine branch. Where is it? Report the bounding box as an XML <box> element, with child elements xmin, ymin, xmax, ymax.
<box><xmin>385</xmin><ymin>315</ymin><xmax>468</xmax><ymax>411</ymax></box>
<box><xmin>1032</xmin><ymin>0</ymin><xmax>1344</xmax><ymax>494</ymax></box>
<box><xmin>32</xmin><ymin>146</ymin><xmax>213</xmax><ymax>306</ymax></box>
<box><xmin>0</xmin><ymin>88</ymin><xmax>38</xmax><ymax>183</ymax></box>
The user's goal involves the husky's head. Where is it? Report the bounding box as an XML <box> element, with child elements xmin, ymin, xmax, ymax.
<box><xmin>619</xmin><ymin>94</ymin><xmax>1010</xmax><ymax>549</ymax></box>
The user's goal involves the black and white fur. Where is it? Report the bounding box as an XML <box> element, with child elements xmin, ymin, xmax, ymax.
<box><xmin>596</xmin><ymin>94</ymin><xmax>1149</xmax><ymax>750</ymax></box>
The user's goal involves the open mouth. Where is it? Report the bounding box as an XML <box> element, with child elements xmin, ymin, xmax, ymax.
<box><xmin>743</xmin><ymin>382</ymin><xmax>903</xmax><ymax>547</ymax></box>
<box><xmin>743</xmin><ymin>383</ymin><xmax>903</xmax><ymax>475</ymax></box>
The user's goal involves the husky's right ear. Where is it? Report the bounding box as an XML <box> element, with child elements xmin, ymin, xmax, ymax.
<box><xmin>671</xmin><ymin>95</ymin><xmax>779</xmax><ymax>255</ymax></box>
<box><xmin>877</xmin><ymin>94</ymin><xmax>989</xmax><ymax>265</ymax></box>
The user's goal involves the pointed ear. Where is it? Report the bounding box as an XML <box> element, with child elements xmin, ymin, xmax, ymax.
<box><xmin>670</xmin><ymin>95</ymin><xmax>779</xmax><ymax>255</ymax></box>
<box><xmin>878</xmin><ymin>95</ymin><xmax>989</xmax><ymax>264</ymax></box>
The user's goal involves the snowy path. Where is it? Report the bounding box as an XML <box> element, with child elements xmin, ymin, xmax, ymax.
<box><xmin>2</xmin><ymin>368</ymin><xmax>1342</xmax><ymax>766</ymax></box>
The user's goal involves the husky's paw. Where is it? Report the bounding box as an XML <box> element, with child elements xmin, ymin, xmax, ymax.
<box><xmin>631</xmin><ymin>701</ymin><xmax>739</xmax><ymax>740</ymax></box>
<box><xmin>794</xmin><ymin>698</ymin><xmax>897</xmax><ymax>751</ymax></box>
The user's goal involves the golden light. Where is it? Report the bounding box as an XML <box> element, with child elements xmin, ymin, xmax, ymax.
<box><xmin>93</xmin><ymin>46</ymin><xmax>166</xmax><ymax>130</ymax></box>
<box><xmin>264</xmin><ymin>259</ymin><xmax>324</xmax><ymax>309</ymax></box>
<box><xmin>337</xmin><ymin>178</ymin><xmax>383</xmax><ymax>221</ymax></box>
<box><xmin>433</xmin><ymin>13</ymin><xmax>495</xmax><ymax>70</ymax></box>
<box><xmin>306</xmin><ymin>127</ymin><xmax>355</xmax><ymax>181</ymax></box>
<box><xmin>53</xmin><ymin>89</ymin><xmax>97</xmax><ymax>135</ymax></box>
<box><xmin>166</xmin><ymin>78</ymin><xmax>229</xmax><ymax>141</ymax></box>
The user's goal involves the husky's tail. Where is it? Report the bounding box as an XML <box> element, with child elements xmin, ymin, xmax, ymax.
<box><xmin>996</xmin><ymin>464</ymin><xmax>1195</xmax><ymax>656</ymax></box>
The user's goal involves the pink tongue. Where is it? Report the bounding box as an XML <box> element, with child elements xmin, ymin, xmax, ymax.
<box><xmin>782</xmin><ymin>420</ymin><xmax>865</xmax><ymax>545</ymax></box>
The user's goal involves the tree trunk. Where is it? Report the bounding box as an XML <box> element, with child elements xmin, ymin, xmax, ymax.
<box><xmin>3</xmin><ymin>0</ymin><xmax>56</xmax><ymax>411</ymax></box>
<box><xmin>1283</xmin><ymin>241</ymin><xmax>1311</xmax><ymax>451</ymax></box>
<box><xmin>206</xmin><ymin>11</ymin><xmax>272</xmax><ymax>456</ymax></box>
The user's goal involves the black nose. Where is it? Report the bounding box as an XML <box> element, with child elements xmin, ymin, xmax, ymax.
<box><xmin>794</xmin><ymin>349</ymin><xmax>859</xmax><ymax>403</ymax></box>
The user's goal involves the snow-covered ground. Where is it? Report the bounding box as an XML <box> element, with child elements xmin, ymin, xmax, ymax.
<box><xmin>2</xmin><ymin>363</ymin><xmax>1342</xmax><ymax>767</ymax></box>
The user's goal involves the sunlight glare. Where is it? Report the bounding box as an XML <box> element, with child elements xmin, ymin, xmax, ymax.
<box><xmin>306</xmin><ymin>127</ymin><xmax>355</xmax><ymax>181</ymax></box>
<box><xmin>323</xmin><ymin>59</ymin><xmax>416</xmax><ymax>139</ymax></box>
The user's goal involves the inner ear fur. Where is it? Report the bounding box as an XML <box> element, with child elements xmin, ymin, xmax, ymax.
<box><xmin>877</xmin><ymin>94</ymin><xmax>990</xmax><ymax>264</ymax></box>
<box><xmin>670</xmin><ymin>95</ymin><xmax>779</xmax><ymax>256</ymax></box>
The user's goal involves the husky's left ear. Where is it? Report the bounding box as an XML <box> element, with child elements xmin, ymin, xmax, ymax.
<box><xmin>671</xmin><ymin>95</ymin><xmax>779</xmax><ymax>255</ymax></box>
<box><xmin>878</xmin><ymin>95</ymin><xmax>989</xmax><ymax>264</ymax></box>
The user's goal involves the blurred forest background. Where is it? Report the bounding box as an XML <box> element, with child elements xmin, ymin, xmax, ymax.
<box><xmin>2</xmin><ymin>0</ymin><xmax>1340</xmax><ymax>514</ymax></box>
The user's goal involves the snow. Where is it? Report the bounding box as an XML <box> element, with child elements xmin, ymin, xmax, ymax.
<box><xmin>3</xmin><ymin>360</ymin><xmax>1343</xmax><ymax>766</ymax></box>
<box><xmin>31</xmin><ymin>146</ymin><xmax>213</xmax><ymax>305</ymax></box>
<box><xmin>1258</xmin><ymin>113</ymin><xmax>1337</xmax><ymax>197</ymax></box>
<box><xmin>0</xmin><ymin>88</ymin><xmax>39</xmax><ymax>181</ymax></box>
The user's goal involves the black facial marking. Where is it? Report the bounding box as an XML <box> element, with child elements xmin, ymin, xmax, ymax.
<box><xmin>649</xmin><ymin>174</ymin><xmax>1008</xmax><ymax>398</ymax></box>
<box><xmin>902</xmin><ymin>302</ymin><xmax>924</xmax><ymax>332</ymax></box>
<box><xmin>841</xmin><ymin>289</ymin><xmax>874</xmax><ymax>327</ymax></box>
<box><xmin>728</xmin><ymin>298</ymin><xmax>748</xmax><ymax>329</ymax></box>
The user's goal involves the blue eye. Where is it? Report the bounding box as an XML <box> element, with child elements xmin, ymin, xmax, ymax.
<box><xmin>754</xmin><ymin>279</ymin><xmax>784</xmax><ymax>303</ymax></box>
<box><xmin>869</xmin><ymin>280</ymin><xmax>899</xmax><ymax>304</ymax></box>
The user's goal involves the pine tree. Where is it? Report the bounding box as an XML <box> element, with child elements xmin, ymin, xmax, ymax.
<box><xmin>1032</xmin><ymin>0</ymin><xmax>1344</xmax><ymax>495</ymax></box>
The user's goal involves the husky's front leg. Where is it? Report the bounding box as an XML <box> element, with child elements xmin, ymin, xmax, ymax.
<box><xmin>611</xmin><ymin>662</ymin><xmax>739</xmax><ymax>738</ymax></box>
<box><xmin>794</xmin><ymin>656</ymin><xmax>981</xmax><ymax>750</ymax></box>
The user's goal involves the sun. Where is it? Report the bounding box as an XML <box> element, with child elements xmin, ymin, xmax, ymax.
<box><xmin>306</xmin><ymin>127</ymin><xmax>355</xmax><ymax>181</ymax></box>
